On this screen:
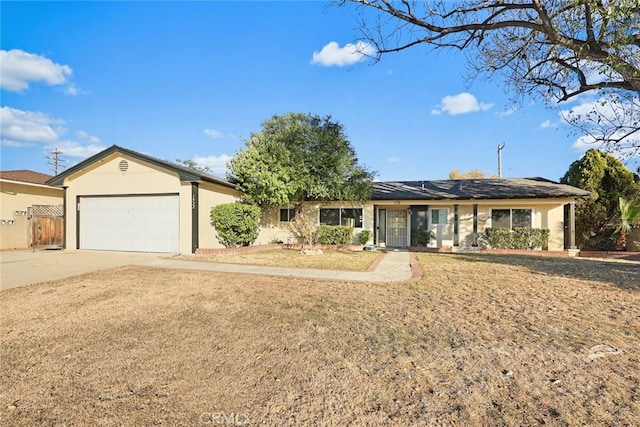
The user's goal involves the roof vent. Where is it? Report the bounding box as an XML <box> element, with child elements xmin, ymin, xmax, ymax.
<box><xmin>119</xmin><ymin>159</ymin><xmax>129</xmax><ymax>172</ymax></box>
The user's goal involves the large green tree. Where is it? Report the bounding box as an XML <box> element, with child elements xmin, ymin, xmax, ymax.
<box><xmin>227</xmin><ymin>112</ymin><xmax>375</xmax><ymax>210</ymax></box>
<box><xmin>561</xmin><ymin>149</ymin><xmax>640</xmax><ymax>249</ymax></box>
<box><xmin>341</xmin><ymin>0</ymin><xmax>640</xmax><ymax>157</ymax></box>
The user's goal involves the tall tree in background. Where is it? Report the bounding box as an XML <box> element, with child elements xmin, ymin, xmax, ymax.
<box><xmin>449</xmin><ymin>169</ymin><xmax>498</xmax><ymax>179</ymax></box>
<box><xmin>341</xmin><ymin>0</ymin><xmax>640</xmax><ymax>157</ymax></box>
<box><xmin>175</xmin><ymin>158</ymin><xmax>211</xmax><ymax>175</ymax></box>
<box><xmin>228</xmin><ymin>112</ymin><xmax>375</xmax><ymax>211</ymax></box>
<box><xmin>561</xmin><ymin>149</ymin><xmax>640</xmax><ymax>249</ymax></box>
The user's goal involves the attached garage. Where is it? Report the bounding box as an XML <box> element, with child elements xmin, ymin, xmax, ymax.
<box><xmin>79</xmin><ymin>195</ymin><xmax>179</xmax><ymax>253</ymax></box>
<box><xmin>46</xmin><ymin>145</ymin><xmax>241</xmax><ymax>254</ymax></box>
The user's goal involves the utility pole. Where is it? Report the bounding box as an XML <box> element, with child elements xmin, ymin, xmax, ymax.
<box><xmin>497</xmin><ymin>143</ymin><xmax>505</xmax><ymax>178</ymax></box>
<box><xmin>46</xmin><ymin>148</ymin><xmax>67</xmax><ymax>175</ymax></box>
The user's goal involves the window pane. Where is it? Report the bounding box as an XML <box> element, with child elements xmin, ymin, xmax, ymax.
<box><xmin>341</xmin><ymin>208</ymin><xmax>363</xmax><ymax>228</ymax></box>
<box><xmin>280</xmin><ymin>208</ymin><xmax>290</xmax><ymax>222</ymax></box>
<box><xmin>431</xmin><ymin>209</ymin><xmax>439</xmax><ymax>225</ymax></box>
<box><xmin>320</xmin><ymin>208</ymin><xmax>340</xmax><ymax>225</ymax></box>
<box><xmin>431</xmin><ymin>209</ymin><xmax>448</xmax><ymax>225</ymax></box>
<box><xmin>512</xmin><ymin>209</ymin><xmax>532</xmax><ymax>228</ymax></box>
<box><xmin>491</xmin><ymin>209</ymin><xmax>510</xmax><ymax>228</ymax></box>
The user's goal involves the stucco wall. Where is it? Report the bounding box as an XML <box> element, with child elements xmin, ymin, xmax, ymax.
<box><xmin>0</xmin><ymin>181</ymin><xmax>63</xmax><ymax>250</ymax></box>
<box><xmin>0</xmin><ymin>216</ymin><xmax>29</xmax><ymax>250</ymax></box>
<box><xmin>197</xmin><ymin>182</ymin><xmax>242</xmax><ymax>249</ymax></box>
<box><xmin>375</xmin><ymin>198</ymin><xmax>572</xmax><ymax>251</ymax></box>
<box><xmin>0</xmin><ymin>181</ymin><xmax>63</xmax><ymax>220</ymax></box>
<box><xmin>61</xmin><ymin>154</ymin><xmax>186</xmax><ymax>251</ymax></box>
<box><xmin>254</xmin><ymin>202</ymin><xmax>372</xmax><ymax>246</ymax></box>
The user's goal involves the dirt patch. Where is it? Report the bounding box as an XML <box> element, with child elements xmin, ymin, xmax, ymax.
<box><xmin>171</xmin><ymin>248</ymin><xmax>381</xmax><ymax>272</ymax></box>
<box><xmin>1</xmin><ymin>254</ymin><xmax>639</xmax><ymax>425</ymax></box>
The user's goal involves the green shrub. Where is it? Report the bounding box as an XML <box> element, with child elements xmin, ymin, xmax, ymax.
<box><xmin>411</xmin><ymin>226</ymin><xmax>435</xmax><ymax>246</ymax></box>
<box><xmin>316</xmin><ymin>225</ymin><xmax>354</xmax><ymax>245</ymax></box>
<box><xmin>484</xmin><ymin>227</ymin><xmax>549</xmax><ymax>250</ymax></box>
<box><xmin>359</xmin><ymin>230</ymin><xmax>372</xmax><ymax>245</ymax></box>
<box><xmin>210</xmin><ymin>203</ymin><xmax>261</xmax><ymax>248</ymax></box>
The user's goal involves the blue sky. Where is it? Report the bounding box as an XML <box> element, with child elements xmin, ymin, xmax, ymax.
<box><xmin>0</xmin><ymin>1</ymin><xmax>608</xmax><ymax>182</ymax></box>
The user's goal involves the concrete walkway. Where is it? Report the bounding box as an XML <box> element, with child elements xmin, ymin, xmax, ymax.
<box><xmin>1</xmin><ymin>249</ymin><xmax>415</xmax><ymax>291</ymax></box>
<box><xmin>138</xmin><ymin>250</ymin><xmax>415</xmax><ymax>283</ymax></box>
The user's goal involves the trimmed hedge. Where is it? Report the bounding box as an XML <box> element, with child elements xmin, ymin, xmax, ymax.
<box><xmin>359</xmin><ymin>230</ymin><xmax>372</xmax><ymax>245</ymax></box>
<box><xmin>411</xmin><ymin>226</ymin><xmax>435</xmax><ymax>247</ymax></box>
<box><xmin>316</xmin><ymin>225</ymin><xmax>354</xmax><ymax>245</ymax></box>
<box><xmin>210</xmin><ymin>203</ymin><xmax>261</xmax><ymax>248</ymax></box>
<box><xmin>484</xmin><ymin>227</ymin><xmax>549</xmax><ymax>250</ymax></box>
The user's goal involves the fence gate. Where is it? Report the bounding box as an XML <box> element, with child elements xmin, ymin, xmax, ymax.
<box><xmin>29</xmin><ymin>205</ymin><xmax>64</xmax><ymax>250</ymax></box>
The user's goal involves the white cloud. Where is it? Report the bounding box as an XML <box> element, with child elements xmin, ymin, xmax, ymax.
<box><xmin>192</xmin><ymin>154</ymin><xmax>233</xmax><ymax>176</ymax></box>
<box><xmin>1</xmin><ymin>106</ymin><xmax>105</xmax><ymax>157</ymax></box>
<box><xmin>540</xmin><ymin>120</ymin><xmax>553</xmax><ymax>129</ymax></box>
<box><xmin>498</xmin><ymin>106</ymin><xmax>518</xmax><ymax>117</ymax></box>
<box><xmin>0</xmin><ymin>49</ymin><xmax>75</xmax><ymax>93</ymax></box>
<box><xmin>75</xmin><ymin>129</ymin><xmax>101</xmax><ymax>143</ymax></box>
<box><xmin>0</xmin><ymin>107</ymin><xmax>62</xmax><ymax>146</ymax></box>
<box><xmin>204</xmin><ymin>128</ymin><xmax>224</xmax><ymax>139</ymax></box>
<box><xmin>431</xmin><ymin>92</ymin><xmax>494</xmax><ymax>116</ymax></box>
<box><xmin>50</xmin><ymin>140</ymin><xmax>104</xmax><ymax>158</ymax></box>
<box><xmin>311</xmin><ymin>41</ymin><xmax>374</xmax><ymax>67</ymax></box>
<box><xmin>387</xmin><ymin>156</ymin><xmax>401</xmax><ymax>163</ymax></box>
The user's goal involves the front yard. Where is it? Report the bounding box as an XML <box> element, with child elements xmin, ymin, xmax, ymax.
<box><xmin>1</xmin><ymin>253</ymin><xmax>638</xmax><ymax>425</ymax></box>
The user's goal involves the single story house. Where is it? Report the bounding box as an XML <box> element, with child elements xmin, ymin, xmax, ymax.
<box><xmin>46</xmin><ymin>145</ymin><xmax>241</xmax><ymax>253</ymax></box>
<box><xmin>0</xmin><ymin>170</ymin><xmax>64</xmax><ymax>250</ymax></box>
<box><xmin>44</xmin><ymin>145</ymin><xmax>589</xmax><ymax>253</ymax></box>
<box><xmin>262</xmin><ymin>178</ymin><xmax>590</xmax><ymax>252</ymax></box>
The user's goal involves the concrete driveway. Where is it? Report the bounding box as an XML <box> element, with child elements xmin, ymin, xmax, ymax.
<box><xmin>0</xmin><ymin>250</ymin><xmax>163</xmax><ymax>291</ymax></box>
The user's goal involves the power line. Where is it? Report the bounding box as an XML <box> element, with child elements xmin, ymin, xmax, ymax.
<box><xmin>46</xmin><ymin>149</ymin><xmax>68</xmax><ymax>175</ymax></box>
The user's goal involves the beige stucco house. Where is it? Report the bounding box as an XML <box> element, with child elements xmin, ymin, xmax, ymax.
<box><xmin>259</xmin><ymin>178</ymin><xmax>589</xmax><ymax>252</ymax></box>
<box><xmin>42</xmin><ymin>144</ymin><xmax>589</xmax><ymax>254</ymax></box>
<box><xmin>0</xmin><ymin>170</ymin><xmax>63</xmax><ymax>250</ymax></box>
<box><xmin>47</xmin><ymin>145</ymin><xmax>241</xmax><ymax>253</ymax></box>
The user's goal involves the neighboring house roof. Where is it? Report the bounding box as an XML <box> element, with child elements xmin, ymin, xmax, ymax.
<box><xmin>0</xmin><ymin>170</ymin><xmax>53</xmax><ymax>185</ymax></box>
<box><xmin>373</xmin><ymin>178</ymin><xmax>590</xmax><ymax>200</ymax></box>
<box><xmin>46</xmin><ymin>145</ymin><xmax>237</xmax><ymax>189</ymax></box>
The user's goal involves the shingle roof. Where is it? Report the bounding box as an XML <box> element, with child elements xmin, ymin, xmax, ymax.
<box><xmin>373</xmin><ymin>178</ymin><xmax>590</xmax><ymax>200</ymax></box>
<box><xmin>46</xmin><ymin>145</ymin><xmax>237</xmax><ymax>189</ymax></box>
<box><xmin>0</xmin><ymin>170</ymin><xmax>53</xmax><ymax>185</ymax></box>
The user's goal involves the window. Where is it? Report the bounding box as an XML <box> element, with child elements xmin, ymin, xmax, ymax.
<box><xmin>340</xmin><ymin>208</ymin><xmax>363</xmax><ymax>228</ymax></box>
<box><xmin>491</xmin><ymin>208</ymin><xmax>532</xmax><ymax>229</ymax></box>
<box><xmin>319</xmin><ymin>208</ymin><xmax>363</xmax><ymax>228</ymax></box>
<box><xmin>279</xmin><ymin>208</ymin><xmax>295</xmax><ymax>222</ymax></box>
<box><xmin>430</xmin><ymin>209</ymin><xmax>448</xmax><ymax>225</ymax></box>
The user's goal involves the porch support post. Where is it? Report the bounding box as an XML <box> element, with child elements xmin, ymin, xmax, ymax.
<box><xmin>568</xmin><ymin>201</ymin><xmax>576</xmax><ymax>249</ymax></box>
<box><xmin>453</xmin><ymin>204</ymin><xmax>459</xmax><ymax>247</ymax></box>
<box><xmin>191</xmin><ymin>183</ymin><xmax>199</xmax><ymax>254</ymax></box>
<box><xmin>62</xmin><ymin>187</ymin><xmax>67</xmax><ymax>249</ymax></box>
<box><xmin>472</xmin><ymin>204</ymin><xmax>478</xmax><ymax>246</ymax></box>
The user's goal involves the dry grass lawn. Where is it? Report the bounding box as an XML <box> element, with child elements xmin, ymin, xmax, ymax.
<box><xmin>174</xmin><ymin>248</ymin><xmax>381</xmax><ymax>271</ymax></box>
<box><xmin>1</xmin><ymin>253</ymin><xmax>639</xmax><ymax>426</ymax></box>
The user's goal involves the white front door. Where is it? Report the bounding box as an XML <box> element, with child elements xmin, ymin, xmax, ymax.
<box><xmin>386</xmin><ymin>209</ymin><xmax>407</xmax><ymax>247</ymax></box>
<box><xmin>429</xmin><ymin>208</ymin><xmax>449</xmax><ymax>248</ymax></box>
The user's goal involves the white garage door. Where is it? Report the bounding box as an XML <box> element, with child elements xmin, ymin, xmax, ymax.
<box><xmin>79</xmin><ymin>195</ymin><xmax>179</xmax><ymax>253</ymax></box>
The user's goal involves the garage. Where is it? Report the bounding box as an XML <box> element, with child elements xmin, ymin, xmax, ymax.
<box><xmin>79</xmin><ymin>195</ymin><xmax>179</xmax><ymax>253</ymax></box>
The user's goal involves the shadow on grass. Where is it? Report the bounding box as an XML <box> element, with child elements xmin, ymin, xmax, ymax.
<box><xmin>448</xmin><ymin>253</ymin><xmax>639</xmax><ymax>291</ymax></box>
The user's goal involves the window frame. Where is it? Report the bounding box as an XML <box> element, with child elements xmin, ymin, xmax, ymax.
<box><xmin>490</xmin><ymin>208</ymin><xmax>533</xmax><ymax>229</ymax></box>
<box><xmin>279</xmin><ymin>208</ymin><xmax>296</xmax><ymax>222</ymax></box>
<box><xmin>430</xmin><ymin>208</ymin><xmax>449</xmax><ymax>226</ymax></box>
<box><xmin>319</xmin><ymin>207</ymin><xmax>364</xmax><ymax>228</ymax></box>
